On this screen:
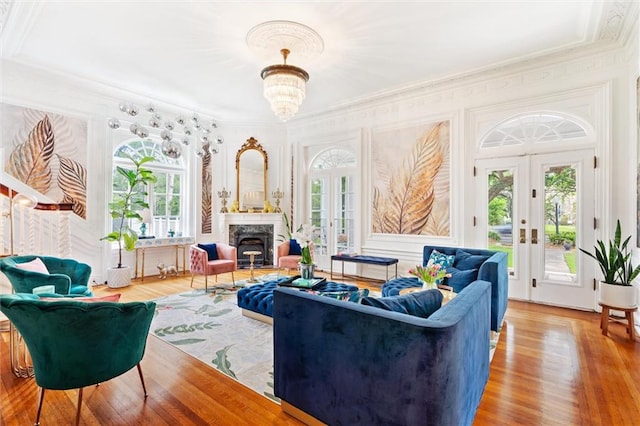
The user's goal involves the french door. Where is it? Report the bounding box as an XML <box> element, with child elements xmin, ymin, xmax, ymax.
<box><xmin>475</xmin><ymin>150</ymin><xmax>596</xmax><ymax>309</ymax></box>
<box><xmin>309</xmin><ymin>174</ymin><xmax>356</xmax><ymax>271</ymax></box>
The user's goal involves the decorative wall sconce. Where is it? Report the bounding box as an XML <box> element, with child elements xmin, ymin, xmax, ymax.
<box><xmin>107</xmin><ymin>102</ymin><xmax>224</xmax><ymax>159</ymax></box>
<box><xmin>271</xmin><ymin>187</ymin><xmax>284</xmax><ymax>213</ymax></box>
<box><xmin>218</xmin><ymin>187</ymin><xmax>231</xmax><ymax>213</ymax></box>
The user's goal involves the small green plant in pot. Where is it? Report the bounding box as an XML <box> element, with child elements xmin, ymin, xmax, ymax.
<box><xmin>579</xmin><ymin>220</ymin><xmax>639</xmax><ymax>308</ymax></box>
<box><xmin>102</xmin><ymin>154</ymin><xmax>157</xmax><ymax>287</ymax></box>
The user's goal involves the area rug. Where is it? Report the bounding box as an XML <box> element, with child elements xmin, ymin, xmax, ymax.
<box><xmin>150</xmin><ymin>274</ymin><xmax>501</xmax><ymax>403</ymax></box>
<box><xmin>150</xmin><ymin>273</ymin><xmax>282</xmax><ymax>402</ymax></box>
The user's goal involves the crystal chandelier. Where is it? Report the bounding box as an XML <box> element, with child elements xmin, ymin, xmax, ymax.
<box><xmin>247</xmin><ymin>20</ymin><xmax>323</xmax><ymax>122</ymax></box>
<box><xmin>260</xmin><ymin>48</ymin><xmax>309</xmax><ymax>122</ymax></box>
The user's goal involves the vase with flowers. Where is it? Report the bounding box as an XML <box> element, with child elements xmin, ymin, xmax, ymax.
<box><xmin>293</xmin><ymin>223</ymin><xmax>317</xmax><ymax>279</ymax></box>
<box><xmin>409</xmin><ymin>263</ymin><xmax>451</xmax><ymax>290</ymax></box>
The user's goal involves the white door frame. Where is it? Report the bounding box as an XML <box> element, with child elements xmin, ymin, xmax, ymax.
<box><xmin>475</xmin><ymin>150</ymin><xmax>596</xmax><ymax>309</ymax></box>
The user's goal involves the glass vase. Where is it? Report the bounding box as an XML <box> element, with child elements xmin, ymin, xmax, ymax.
<box><xmin>420</xmin><ymin>279</ymin><xmax>437</xmax><ymax>290</ymax></box>
<box><xmin>299</xmin><ymin>263</ymin><xmax>316</xmax><ymax>280</ymax></box>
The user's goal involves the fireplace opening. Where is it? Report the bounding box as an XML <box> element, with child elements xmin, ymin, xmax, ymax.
<box><xmin>229</xmin><ymin>224</ymin><xmax>274</xmax><ymax>268</ymax></box>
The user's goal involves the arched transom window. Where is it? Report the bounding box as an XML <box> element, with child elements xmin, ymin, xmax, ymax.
<box><xmin>480</xmin><ymin>113</ymin><xmax>589</xmax><ymax>149</ymax></box>
<box><xmin>311</xmin><ymin>148</ymin><xmax>357</xmax><ymax>170</ymax></box>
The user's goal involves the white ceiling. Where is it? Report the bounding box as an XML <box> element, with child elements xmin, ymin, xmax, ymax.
<box><xmin>0</xmin><ymin>1</ymin><xmax>635</xmax><ymax>123</ymax></box>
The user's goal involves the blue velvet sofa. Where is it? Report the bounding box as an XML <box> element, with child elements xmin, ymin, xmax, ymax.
<box><xmin>273</xmin><ymin>280</ymin><xmax>491</xmax><ymax>426</ymax></box>
<box><xmin>383</xmin><ymin>245</ymin><xmax>508</xmax><ymax>332</ymax></box>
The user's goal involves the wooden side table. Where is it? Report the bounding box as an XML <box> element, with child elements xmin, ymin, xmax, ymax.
<box><xmin>599</xmin><ymin>302</ymin><xmax>637</xmax><ymax>341</ymax></box>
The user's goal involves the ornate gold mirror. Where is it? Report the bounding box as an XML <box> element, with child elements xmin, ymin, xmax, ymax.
<box><xmin>236</xmin><ymin>137</ymin><xmax>268</xmax><ymax>211</ymax></box>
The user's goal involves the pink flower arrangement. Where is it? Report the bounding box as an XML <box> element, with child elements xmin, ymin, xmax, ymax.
<box><xmin>408</xmin><ymin>263</ymin><xmax>451</xmax><ymax>287</ymax></box>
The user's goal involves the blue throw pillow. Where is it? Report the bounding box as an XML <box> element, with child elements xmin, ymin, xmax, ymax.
<box><xmin>361</xmin><ymin>289</ymin><xmax>443</xmax><ymax>319</ymax></box>
<box><xmin>425</xmin><ymin>249</ymin><xmax>454</xmax><ymax>285</ymax></box>
<box><xmin>426</xmin><ymin>249</ymin><xmax>455</xmax><ymax>269</ymax></box>
<box><xmin>445</xmin><ymin>267</ymin><xmax>479</xmax><ymax>293</ymax></box>
<box><xmin>198</xmin><ymin>243</ymin><xmax>218</xmax><ymax>261</ymax></box>
<box><xmin>454</xmin><ymin>249</ymin><xmax>490</xmax><ymax>270</ymax></box>
<box><xmin>288</xmin><ymin>239</ymin><xmax>302</xmax><ymax>255</ymax></box>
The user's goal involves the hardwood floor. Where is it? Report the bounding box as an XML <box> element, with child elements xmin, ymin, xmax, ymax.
<box><xmin>1</xmin><ymin>269</ymin><xmax>639</xmax><ymax>425</ymax></box>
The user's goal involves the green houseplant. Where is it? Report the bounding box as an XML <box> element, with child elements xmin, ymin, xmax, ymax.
<box><xmin>579</xmin><ymin>220</ymin><xmax>639</xmax><ymax>308</ymax></box>
<box><xmin>102</xmin><ymin>154</ymin><xmax>156</xmax><ymax>287</ymax></box>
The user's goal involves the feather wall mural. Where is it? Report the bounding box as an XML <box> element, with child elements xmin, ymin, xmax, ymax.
<box><xmin>201</xmin><ymin>143</ymin><xmax>212</xmax><ymax>234</ymax></box>
<box><xmin>2</xmin><ymin>103</ymin><xmax>88</xmax><ymax>219</ymax></box>
<box><xmin>372</xmin><ymin>121</ymin><xmax>450</xmax><ymax>236</ymax></box>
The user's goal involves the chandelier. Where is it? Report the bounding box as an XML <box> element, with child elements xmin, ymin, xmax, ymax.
<box><xmin>107</xmin><ymin>102</ymin><xmax>224</xmax><ymax>159</ymax></box>
<box><xmin>260</xmin><ymin>48</ymin><xmax>309</xmax><ymax>122</ymax></box>
<box><xmin>247</xmin><ymin>20</ymin><xmax>324</xmax><ymax>122</ymax></box>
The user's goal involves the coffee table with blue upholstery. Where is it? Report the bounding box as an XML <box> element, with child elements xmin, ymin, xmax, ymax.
<box><xmin>237</xmin><ymin>276</ymin><xmax>358</xmax><ymax>324</ymax></box>
<box><xmin>382</xmin><ymin>276</ymin><xmax>424</xmax><ymax>296</ymax></box>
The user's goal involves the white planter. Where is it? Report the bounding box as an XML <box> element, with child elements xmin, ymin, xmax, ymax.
<box><xmin>107</xmin><ymin>266</ymin><xmax>131</xmax><ymax>288</ymax></box>
<box><xmin>598</xmin><ymin>282</ymin><xmax>638</xmax><ymax>309</ymax></box>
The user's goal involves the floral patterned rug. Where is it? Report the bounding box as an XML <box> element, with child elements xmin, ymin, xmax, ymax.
<box><xmin>150</xmin><ymin>274</ymin><xmax>281</xmax><ymax>402</ymax></box>
<box><xmin>150</xmin><ymin>274</ymin><xmax>500</xmax><ymax>403</ymax></box>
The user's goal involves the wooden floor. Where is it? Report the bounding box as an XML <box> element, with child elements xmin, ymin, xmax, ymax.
<box><xmin>1</xmin><ymin>269</ymin><xmax>639</xmax><ymax>425</ymax></box>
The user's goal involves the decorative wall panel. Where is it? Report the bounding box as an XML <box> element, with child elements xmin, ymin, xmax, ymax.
<box><xmin>371</xmin><ymin>120</ymin><xmax>450</xmax><ymax>236</ymax></box>
<box><xmin>1</xmin><ymin>103</ymin><xmax>87</xmax><ymax>218</ymax></box>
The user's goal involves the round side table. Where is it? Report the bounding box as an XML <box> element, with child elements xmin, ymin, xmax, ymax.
<box><xmin>243</xmin><ymin>251</ymin><xmax>262</xmax><ymax>283</ymax></box>
<box><xmin>399</xmin><ymin>285</ymin><xmax>456</xmax><ymax>305</ymax></box>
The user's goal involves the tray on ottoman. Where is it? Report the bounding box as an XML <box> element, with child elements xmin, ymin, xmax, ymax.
<box><xmin>278</xmin><ymin>275</ymin><xmax>327</xmax><ymax>290</ymax></box>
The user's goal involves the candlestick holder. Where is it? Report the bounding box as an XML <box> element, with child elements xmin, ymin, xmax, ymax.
<box><xmin>272</xmin><ymin>187</ymin><xmax>284</xmax><ymax>213</ymax></box>
<box><xmin>218</xmin><ymin>187</ymin><xmax>231</xmax><ymax>213</ymax></box>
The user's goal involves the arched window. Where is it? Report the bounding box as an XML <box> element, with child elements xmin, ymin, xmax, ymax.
<box><xmin>113</xmin><ymin>139</ymin><xmax>186</xmax><ymax>238</ymax></box>
<box><xmin>480</xmin><ymin>113</ymin><xmax>589</xmax><ymax>149</ymax></box>
<box><xmin>311</xmin><ymin>148</ymin><xmax>357</xmax><ymax>170</ymax></box>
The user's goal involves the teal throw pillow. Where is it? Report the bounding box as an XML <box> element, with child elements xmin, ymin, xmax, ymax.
<box><xmin>454</xmin><ymin>249</ymin><xmax>490</xmax><ymax>270</ymax></box>
<box><xmin>425</xmin><ymin>249</ymin><xmax>454</xmax><ymax>285</ymax></box>
<box><xmin>445</xmin><ymin>267</ymin><xmax>479</xmax><ymax>293</ymax></box>
<box><xmin>198</xmin><ymin>243</ymin><xmax>219</xmax><ymax>261</ymax></box>
<box><xmin>427</xmin><ymin>249</ymin><xmax>455</xmax><ymax>268</ymax></box>
<box><xmin>361</xmin><ymin>289</ymin><xmax>443</xmax><ymax>319</ymax></box>
<box><xmin>289</xmin><ymin>239</ymin><xmax>302</xmax><ymax>255</ymax></box>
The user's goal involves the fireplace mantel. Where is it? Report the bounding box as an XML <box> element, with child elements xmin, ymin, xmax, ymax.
<box><xmin>219</xmin><ymin>213</ymin><xmax>284</xmax><ymax>266</ymax></box>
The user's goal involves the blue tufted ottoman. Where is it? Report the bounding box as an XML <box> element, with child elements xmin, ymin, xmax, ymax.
<box><xmin>381</xmin><ymin>276</ymin><xmax>422</xmax><ymax>296</ymax></box>
<box><xmin>237</xmin><ymin>278</ymin><xmax>358</xmax><ymax>324</ymax></box>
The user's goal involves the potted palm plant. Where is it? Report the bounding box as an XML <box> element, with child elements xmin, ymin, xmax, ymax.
<box><xmin>102</xmin><ymin>154</ymin><xmax>156</xmax><ymax>288</ymax></box>
<box><xmin>579</xmin><ymin>220</ymin><xmax>639</xmax><ymax>308</ymax></box>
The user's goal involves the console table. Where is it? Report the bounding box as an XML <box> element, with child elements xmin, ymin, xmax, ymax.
<box><xmin>330</xmin><ymin>254</ymin><xmax>398</xmax><ymax>282</ymax></box>
<box><xmin>134</xmin><ymin>236</ymin><xmax>195</xmax><ymax>281</ymax></box>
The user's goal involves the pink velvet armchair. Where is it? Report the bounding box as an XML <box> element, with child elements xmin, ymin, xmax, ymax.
<box><xmin>189</xmin><ymin>243</ymin><xmax>237</xmax><ymax>291</ymax></box>
<box><xmin>277</xmin><ymin>241</ymin><xmax>314</xmax><ymax>274</ymax></box>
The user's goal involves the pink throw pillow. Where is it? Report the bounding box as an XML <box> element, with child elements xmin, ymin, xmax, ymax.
<box><xmin>40</xmin><ymin>294</ymin><xmax>122</xmax><ymax>303</ymax></box>
<box><xmin>15</xmin><ymin>258</ymin><xmax>50</xmax><ymax>275</ymax></box>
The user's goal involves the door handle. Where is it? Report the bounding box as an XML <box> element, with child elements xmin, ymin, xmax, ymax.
<box><xmin>519</xmin><ymin>229</ymin><xmax>526</xmax><ymax>244</ymax></box>
<box><xmin>531</xmin><ymin>228</ymin><xmax>538</xmax><ymax>244</ymax></box>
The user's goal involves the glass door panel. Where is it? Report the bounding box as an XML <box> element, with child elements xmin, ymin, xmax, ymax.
<box><xmin>476</xmin><ymin>151</ymin><xmax>594</xmax><ymax>309</ymax></box>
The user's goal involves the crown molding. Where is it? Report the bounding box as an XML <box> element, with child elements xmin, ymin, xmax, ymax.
<box><xmin>597</xmin><ymin>0</ymin><xmax>634</xmax><ymax>42</ymax></box>
<box><xmin>0</xmin><ymin>0</ymin><xmax>11</xmax><ymax>36</ymax></box>
<box><xmin>0</xmin><ymin>0</ymin><xmax>43</xmax><ymax>58</ymax></box>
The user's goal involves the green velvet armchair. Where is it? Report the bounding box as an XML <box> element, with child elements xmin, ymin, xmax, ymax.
<box><xmin>0</xmin><ymin>293</ymin><xmax>156</xmax><ymax>426</ymax></box>
<box><xmin>0</xmin><ymin>255</ymin><xmax>92</xmax><ymax>296</ymax></box>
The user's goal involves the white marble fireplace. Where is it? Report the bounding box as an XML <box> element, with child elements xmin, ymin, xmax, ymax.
<box><xmin>218</xmin><ymin>213</ymin><xmax>284</xmax><ymax>268</ymax></box>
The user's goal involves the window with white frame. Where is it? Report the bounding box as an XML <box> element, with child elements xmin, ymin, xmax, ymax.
<box><xmin>113</xmin><ymin>139</ymin><xmax>187</xmax><ymax>238</ymax></box>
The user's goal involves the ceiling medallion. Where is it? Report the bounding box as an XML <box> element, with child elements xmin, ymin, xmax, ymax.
<box><xmin>247</xmin><ymin>21</ymin><xmax>324</xmax><ymax>122</ymax></box>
